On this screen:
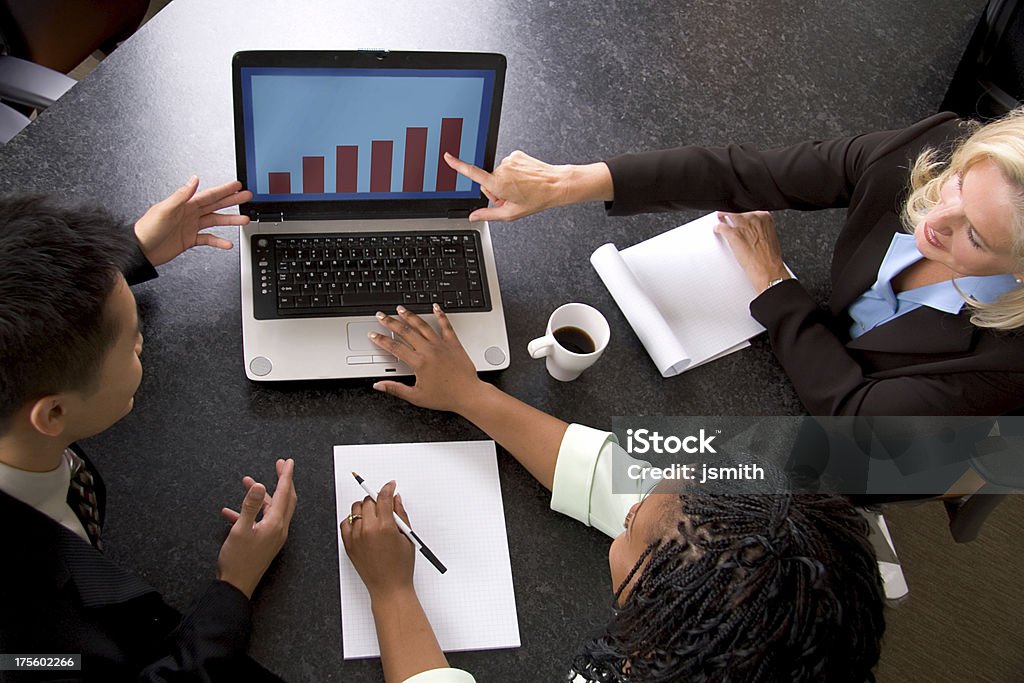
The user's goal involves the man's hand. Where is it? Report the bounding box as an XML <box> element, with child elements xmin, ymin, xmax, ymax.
<box><xmin>714</xmin><ymin>211</ymin><xmax>791</xmax><ymax>293</ymax></box>
<box><xmin>445</xmin><ymin>151</ymin><xmax>612</xmax><ymax>222</ymax></box>
<box><xmin>368</xmin><ymin>304</ymin><xmax>489</xmax><ymax>414</ymax></box>
<box><xmin>134</xmin><ymin>176</ymin><xmax>252</xmax><ymax>267</ymax></box>
<box><xmin>217</xmin><ymin>458</ymin><xmax>297</xmax><ymax>599</ymax></box>
<box><xmin>340</xmin><ymin>481</ymin><xmax>417</xmax><ymax>599</ymax></box>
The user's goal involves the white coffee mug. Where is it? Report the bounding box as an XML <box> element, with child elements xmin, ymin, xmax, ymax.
<box><xmin>527</xmin><ymin>303</ymin><xmax>610</xmax><ymax>381</ymax></box>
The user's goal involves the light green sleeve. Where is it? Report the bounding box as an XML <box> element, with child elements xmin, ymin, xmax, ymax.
<box><xmin>549</xmin><ymin>423</ymin><xmax>653</xmax><ymax>539</ymax></box>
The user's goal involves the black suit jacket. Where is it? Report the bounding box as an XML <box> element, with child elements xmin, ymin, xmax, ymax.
<box><xmin>0</xmin><ymin>244</ymin><xmax>281</xmax><ymax>682</ymax></box>
<box><xmin>604</xmin><ymin>113</ymin><xmax>1024</xmax><ymax>415</ymax></box>
<box><xmin>0</xmin><ymin>484</ymin><xmax>269</xmax><ymax>682</ymax></box>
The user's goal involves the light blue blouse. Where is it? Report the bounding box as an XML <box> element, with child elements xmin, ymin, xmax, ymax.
<box><xmin>847</xmin><ymin>233</ymin><xmax>1017</xmax><ymax>339</ymax></box>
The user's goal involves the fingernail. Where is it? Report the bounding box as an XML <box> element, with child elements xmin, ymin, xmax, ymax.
<box><xmin>372</xmin><ymin>382</ymin><xmax>385</xmax><ymax>392</ymax></box>
<box><xmin>433</xmin><ymin>303</ymin><xmax>441</xmax><ymax>312</ymax></box>
<box><xmin>368</xmin><ymin>331</ymin><xmax>378</xmax><ymax>339</ymax></box>
<box><xmin>396</xmin><ymin>305</ymin><xmax>407</xmax><ymax>314</ymax></box>
<box><xmin>375</xmin><ymin>311</ymin><xmax>385</xmax><ymax>319</ymax></box>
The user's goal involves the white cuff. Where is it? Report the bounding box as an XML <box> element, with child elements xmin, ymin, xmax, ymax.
<box><xmin>402</xmin><ymin>667</ymin><xmax>476</xmax><ymax>683</ymax></box>
<box><xmin>550</xmin><ymin>423</ymin><xmax>619</xmax><ymax>525</ymax></box>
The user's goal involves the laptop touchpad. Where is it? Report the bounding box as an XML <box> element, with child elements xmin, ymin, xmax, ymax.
<box><xmin>347</xmin><ymin>322</ymin><xmax>392</xmax><ymax>351</ymax></box>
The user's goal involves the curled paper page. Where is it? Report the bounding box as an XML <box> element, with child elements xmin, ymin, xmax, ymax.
<box><xmin>591</xmin><ymin>243</ymin><xmax>692</xmax><ymax>376</ymax></box>
<box><xmin>590</xmin><ymin>212</ymin><xmax>770</xmax><ymax>378</ymax></box>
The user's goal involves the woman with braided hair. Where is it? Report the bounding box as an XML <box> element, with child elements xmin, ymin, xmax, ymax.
<box><xmin>573</xmin><ymin>490</ymin><xmax>883</xmax><ymax>682</ymax></box>
<box><xmin>339</xmin><ymin>305</ymin><xmax>885</xmax><ymax>683</ymax></box>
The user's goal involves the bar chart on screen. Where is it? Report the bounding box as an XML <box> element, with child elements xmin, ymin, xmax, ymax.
<box><xmin>243</xmin><ymin>68</ymin><xmax>493</xmax><ymax>199</ymax></box>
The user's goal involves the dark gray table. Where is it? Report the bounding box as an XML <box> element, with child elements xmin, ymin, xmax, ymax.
<box><xmin>0</xmin><ymin>1</ymin><xmax>986</xmax><ymax>679</ymax></box>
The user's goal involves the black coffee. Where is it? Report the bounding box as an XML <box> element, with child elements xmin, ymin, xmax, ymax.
<box><xmin>553</xmin><ymin>326</ymin><xmax>596</xmax><ymax>354</ymax></box>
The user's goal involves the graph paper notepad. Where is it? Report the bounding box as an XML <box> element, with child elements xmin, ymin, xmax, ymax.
<box><xmin>591</xmin><ymin>212</ymin><xmax>782</xmax><ymax>377</ymax></box>
<box><xmin>333</xmin><ymin>440</ymin><xmax>520</xmax><ymax>659</ymax></box>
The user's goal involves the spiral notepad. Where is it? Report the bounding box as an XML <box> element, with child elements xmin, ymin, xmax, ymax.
<box><xmin>333</xmin><ymin>440</ymin><xmax>520</xmax><ymax>658</ymax></box>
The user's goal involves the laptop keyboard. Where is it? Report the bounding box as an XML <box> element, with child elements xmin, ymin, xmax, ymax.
<box><xmin>251</xmin><ymin>231</ymin><xmax>492</xmax><ymax>320</ymax></box>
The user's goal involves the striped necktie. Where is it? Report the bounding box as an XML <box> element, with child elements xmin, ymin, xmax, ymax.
<box><xmin>64</xmin><ymin>449</ymin><xmax>103</xmax><ymax>551</ymax></box>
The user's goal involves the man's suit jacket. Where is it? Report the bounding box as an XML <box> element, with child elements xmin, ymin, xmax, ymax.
<box><xmin>604</xmin><ymin>112</ymin><xmax>1024</xmax><ymax>415</ymax></box>
<box><xmin>0</xmin><ymin>245</ymin><xmax>281</xmax><ymax>682</ymax></box>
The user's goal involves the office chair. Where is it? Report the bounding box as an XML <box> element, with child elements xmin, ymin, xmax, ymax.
<box><xmin>941</xmin><ymin>418</ymin><xmax>1024</xmax><ymax>543</ymax></box>
<box><xmin>0</xmin><ymin>0</ymin><xmax>149</xmax><ymax>73</ymax></box>
<box><xmin>786</xmin><ymin>416</ymin><xmax>1021</xmax><ymax>602</ymax></box>
<box><xmin>941</xmin><ymin>0</ymin><xmax>1024</xmax><ymax>119</ymax></box>
<box><xmin>864</xmin><ymin>418</ymin><xmax>1023</xmax><ymax>605</ymax></box>
<box><xmin>0</xmin><ymin>0</ymin><xmax>149</xmax><ymax>143</ymax></box>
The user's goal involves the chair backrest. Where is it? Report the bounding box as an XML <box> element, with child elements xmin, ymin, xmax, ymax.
<box><xmin>941</xmin><ymin>0</ymin><xmax>1024</xmax><ymax>119</ymax></box>
<box><xmin>0</xmin><ymin>0</ymin><xmax>148</xmax><ymax>74</ymax></box>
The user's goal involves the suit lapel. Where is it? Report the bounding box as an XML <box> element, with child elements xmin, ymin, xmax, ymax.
<box><xmin>829</xmin><ymin>208</ymin><xmax>977</xmax><ymax>355</ymax></box>
<box><xmin>55</xmin><ymin>531</ymin><xmax>156</xmax><ymax>607</ymax></box>
<box><xmin>3</xmin><ymin>489</ymin><xmax>155</xmax><ymax>607</ymax></box>
<box><xmin>830</xmin><ymin>212</ymin><xmax>904</xmax><ymax>312</ymax></box>
<box><xmin>846</xmin><ymin>305</ymin><xmax>976</xmax><ymax>354</ymax></box>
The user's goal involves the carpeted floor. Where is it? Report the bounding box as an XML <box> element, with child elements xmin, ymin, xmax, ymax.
<box><xmin>876</xmin><ymin>496</ymin><xmax>1024</xmax><ymax>682</ymax></box>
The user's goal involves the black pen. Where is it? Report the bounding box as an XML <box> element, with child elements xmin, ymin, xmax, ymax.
<box><xmin>352</xmin><ymin>471</ymin><xmax>447</xmax><ymax>574</ymax></box>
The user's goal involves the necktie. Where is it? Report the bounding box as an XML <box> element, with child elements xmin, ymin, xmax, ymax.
<box><xmin>64</xmin><ymin>449</ymin><xmax>103</xmax><ymax>551</ymax></box>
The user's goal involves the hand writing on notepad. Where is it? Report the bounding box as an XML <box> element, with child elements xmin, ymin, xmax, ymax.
<box><xmin>340</xmin><ymin>480</ymin><xmax>416</xmax><ymax>596</ymax></box>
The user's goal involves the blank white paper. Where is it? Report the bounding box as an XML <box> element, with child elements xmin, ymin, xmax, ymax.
<box><xmin>333</xmin><ymin>440</ymin><xmax>521</xmax><ymax>659</ymax></box>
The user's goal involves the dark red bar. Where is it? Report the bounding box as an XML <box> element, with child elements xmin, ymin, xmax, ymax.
<box><xmin>268</xmin><ymin>172</ymin><xmax>291</xmax><ymax>194</ymax></box>
<box><xmin>302</xmin><ymin>156</ymin><xmax>324</xmax><ymax>194</ymax></box>
<box><xmin>370</xmin><ymin>140</ymin><xmax>394</xmax><ymax>193</ymax></box>
<box><xmin>336</xmin><ymin>146</ymin><xmax>358</xmax><ymax>193</ymax></box>
<box><xmin>403</xmin><ymin>127</ymin><xmax>428</xmax><ymax>192</ymax></box>
<box><xmin>436</xmin><ymin>118</ymin><xmax>463</xmax><ymax>191</ymax></box>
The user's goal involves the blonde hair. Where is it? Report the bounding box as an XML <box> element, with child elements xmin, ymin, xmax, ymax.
<box><xmin>902</xmin><ymin>108</ymin><xmax>1024</xmax><ymax>330</ymax></box>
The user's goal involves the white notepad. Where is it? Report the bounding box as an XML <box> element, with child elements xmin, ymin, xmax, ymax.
<box><xmin>333</xmin><ymin>440</ymin><xmax>521</xmax><ymax>659</ymax></box>
<box><xmin>591</xmin><ymin>212</ymin><xmax>776</xmax><ymax>377</ymax></box>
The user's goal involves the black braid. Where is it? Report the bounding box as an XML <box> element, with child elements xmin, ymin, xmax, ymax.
<box><xmin>570</xmin><ymin>492</ymin><xmax>885</xmax><ymax>682</ymax></box>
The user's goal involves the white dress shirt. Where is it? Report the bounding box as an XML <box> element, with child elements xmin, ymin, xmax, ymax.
<box><xmin>0</xmin><ymin>453</ymin><xmax>89</xmax><ymax>541</ymax></box>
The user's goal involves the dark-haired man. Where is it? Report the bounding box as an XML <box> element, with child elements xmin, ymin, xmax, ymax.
<box><xmin>0</xmin><ymin>178</ymin><xmax>296</xmax><ymax>681</ymax></box>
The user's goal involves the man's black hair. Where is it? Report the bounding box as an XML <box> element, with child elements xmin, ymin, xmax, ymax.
<box><xmin>0</xmin><ymin>195</ymin><xmax>135</xmax><ymax>431</ymax></box>
<box><xmin>571</xmin><ymin>489</ymin><xmax>885</xmax><ymax>682</ymax></box>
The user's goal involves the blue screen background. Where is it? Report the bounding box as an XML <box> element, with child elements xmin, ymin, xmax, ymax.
<box><xmin>240</xmin><ymin>67</ymin><xmax>495</xmax><ymax>201</ymax></box>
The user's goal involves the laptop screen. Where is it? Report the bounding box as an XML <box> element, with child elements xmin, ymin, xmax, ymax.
<box><xmin>233</xmin><ymin>52</ymin><xmax>506</xmax><ymax>218</ymax></box>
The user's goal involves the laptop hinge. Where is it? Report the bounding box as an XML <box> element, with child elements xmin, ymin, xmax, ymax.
<box><xmin>255</xmin><ymin>211</ymin><xmax>285</xmax><ymax>223</ymax></box>
<box><xmin>446</xmin><ymin>209</ymin><xmax>471</xmax><ymax>220</ymax></box>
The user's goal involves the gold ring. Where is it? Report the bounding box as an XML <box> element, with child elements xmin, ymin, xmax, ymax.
<box><xmin>347</xmin><ymin>513</ymin><xmax>363</xmax><ymax>524</ymax></box>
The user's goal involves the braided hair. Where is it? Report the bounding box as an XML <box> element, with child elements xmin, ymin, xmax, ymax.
<box><xmin>570</xmin><ymin>491</ymin><xmax>885</xmax><ymax>682</ymax></box>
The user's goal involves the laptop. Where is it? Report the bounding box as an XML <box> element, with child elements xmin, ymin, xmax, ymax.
<box><xmin>231</xmin><ymin>50</ymin><xmax>510</xmax><ymax>381</ymax></box>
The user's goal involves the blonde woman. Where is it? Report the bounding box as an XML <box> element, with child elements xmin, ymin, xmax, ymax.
<box><xmin>444</xmin><ymin>110</ymin><xmax>1024</xmax><ymax>416</ymax></box>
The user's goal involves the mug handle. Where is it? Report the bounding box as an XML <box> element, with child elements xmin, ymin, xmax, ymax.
<box><xmin>527</xmin><ymin>335</ymin><xmax>555</xmax><ymax>359</ymax></box>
